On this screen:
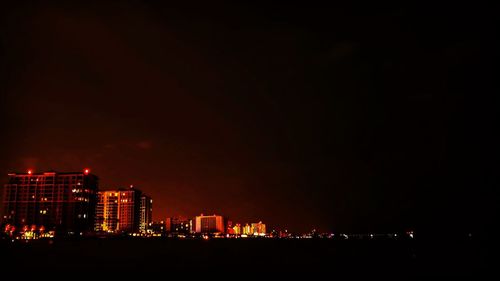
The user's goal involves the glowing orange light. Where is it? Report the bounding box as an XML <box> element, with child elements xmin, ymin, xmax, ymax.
<box><xmin>84</xmin><ymin>168</ymin><xmax>90</xmax><ymax>175</ymax></box>
<box><xmin>27</xmin><ymin>170</ymin><xmax>32</xmax><ymax>175</ymax></box>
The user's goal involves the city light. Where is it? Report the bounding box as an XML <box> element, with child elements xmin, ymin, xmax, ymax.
<box><xmin>2</xmin><ymin>169</ymin><xmax>413</xmax><ymax>242</ymax></box>
<box><xmin>0</xmin><ymin>5</ymin><xmax>487</xmax><ymax>276</ymax></box>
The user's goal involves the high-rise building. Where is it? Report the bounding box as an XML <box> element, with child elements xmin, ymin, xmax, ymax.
<box><xmin>95</xmin><ymin>191</ymin><xmax>118</xmax><ymax>232</ymax></box>
<box><xmin>194</xmin><ymin>214</ymin><xmax>225</xmax><ymax>234</ymax></box>
<box><xmin>251</xmin><ymin>221</ymin><xmax>266</xmax><ymax>236</ymax></box>
<box><xmin>166</xmin><ymin>216</ymin><xmax>191</xmax><ymax>234</ymax></box>
<box><xmin>95</xmin><ymin>187</ymin><xmax>150</xmax><ymax>233</ymax></box>
<box><xmin>139</xmin><ymin>195</ymin><xmax>152</xmax><ymax>233</ymax></box>
<box><xmin>1</xmin><ymin>169</ymin><xmax>98</xmax><ymax>234</ymax></box>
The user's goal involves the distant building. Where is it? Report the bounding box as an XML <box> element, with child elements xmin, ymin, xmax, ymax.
<box><xmin>226</xmin><ymin>221</ymin><xmax>235</xmax><ymax>235</ymax></box>
<box><xmin>149</xmin><ymin>221</ymin><xmax>166</xmax><ymax>235</ymax></box>
<box><xmin>166</xmin><ymin>216</ymin><xmax>191</xmax><ymax>234</ymax></box>
<box><xmin>194</xmin><ymin>214</ymin><xmax>225</xmax><ymax>234</ymax></box>
<box><xmin>139</xmin><ymin>195</ymin><xmax>153</xmax><ymax>233</ymax></box>
<box><xmin>242</xmin><ymin>223</ymin><xmax>252</xmax><ymax>235</ymax></box>
<box><xmin>1</xmin><ymin>170</ymin><xmax>98</xmax><ymax>234</ymax></box>
<box><xmin>95</xmin><ymin>187</ymin><xmax>151</xmax><ymax>233</ymax></box>
<box><xmin>251</xmin><ymin>221</ymin><xmax>266</xmax><ymax>236</ymax></box>
<box><xmin>232</xmin><ymin>223</ymin><xmax>242</xmax><ymax>235</ymax></box>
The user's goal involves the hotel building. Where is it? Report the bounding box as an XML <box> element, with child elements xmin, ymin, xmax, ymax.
<box><xmin>194</xmin><ymin>214</ymin><xmax>225</xmax><ymax>234</ymax></box>
<box><xmin>95</xmin><ymin>187</ymin><xmax>151</xmax><ymax>233</ymax></box>
<box><xmin>251</xmin><ymin>221</ymin><xmax>266</xmax><ymax>236</ymax></box>
<box><xmin>1</xmin><ymin>169</ymin><xmax>98</xmax><ymax>234</ymax></box>
<box><xmin>139</xmin><ymin>194</ymin><xmax>153</xmax><ymax>233</ymax></box>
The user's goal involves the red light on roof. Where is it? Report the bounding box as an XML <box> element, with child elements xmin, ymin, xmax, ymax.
<box><xmin>84</xmin><ymin>168</ymin><xmax>90</xmax><ymax>175</ymax></box>
<box><xmin>27</xmin><ymin>170</ymin><xmax>33</xmax><ymax>175</ymax></box>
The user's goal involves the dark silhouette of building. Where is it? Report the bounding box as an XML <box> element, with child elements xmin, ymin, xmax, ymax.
<box><xmin>165</xmin><ymin>216</ymin><xmax>192</xmax><ymax>234</ymax></box>
<box><xmin>149</xmin><ymin>221</ymin><xmax>166</xmax><ymax>235</ymax></box>
<box><xmin>2</xmin><ymin>169</ymin><xmax>98</xmax><ymax>235</ymax></box>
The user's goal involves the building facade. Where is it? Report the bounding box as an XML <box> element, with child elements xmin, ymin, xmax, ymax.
<box><xmin>251</xmin><ymin>221</ymin><xmax>266</xmax><ymax>236</ymax></box>
<box><xmin>1</xmin><ymin>170</ymin><xmax>98</xmax><ymax>234</ymax></box>
<box><xmin>166</xmin><ymin>216</ymin><xmax>192</xmax><ymax>234</ymax></box>
<box><xmin>95</xmin><ymin>187</ymin><xmax>150</xmax><ymax>233</ymax></box>
<box><xmin>232</xmin><ymin>223</ymin><xmax>242</xmax><ymax>235</ymax></box>
<box><xmin>149</xmin><ymin>221</ymin><xmax>166</xmax><ymax>235</ymax></box>
<box><xmin>242</xmin><ymin>223</ymin><xmax>252</xmax><ymax>235</ymax></box>
<box><xmin>139</xmin><ymin>194</ymin><xmax>152</xmax><ymax>233</ymax></box>
<box><xmin>194</xmin><ymin>214</ymin><xmax>225</xmax><ymax>234</ymax></box>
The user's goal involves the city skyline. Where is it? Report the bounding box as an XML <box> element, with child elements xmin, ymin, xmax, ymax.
<box><xmin>1</xmin><ymin>169</ymin><xmax>279</xmax><ymax>235</ymax></box>
<box><xmin>1</xmin><ymin>2</ymin><xmax>495</xmax><ymax>276</ymax></box>
<box><xmin>1</xmin><ymin>2</ymin><xmax>496</xmax><ymax>236</ymax></box>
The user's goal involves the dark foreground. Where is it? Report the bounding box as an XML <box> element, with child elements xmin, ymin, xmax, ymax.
<box><xmin>1</xmin><ymin>237</ymin><xmax>492</xmax><ymax>277</ymax></box>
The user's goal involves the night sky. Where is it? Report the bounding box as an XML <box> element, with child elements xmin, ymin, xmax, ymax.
<box><xmin>1</xmin><ymin>3</ymin><xmax>497</xmax><ymax>234</ymax></box>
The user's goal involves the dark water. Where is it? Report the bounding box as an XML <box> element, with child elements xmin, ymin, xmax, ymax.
<box><xmin>1</xmin><ymin>237</ymin><xmax>492</xmax><ymax>277</ymax></box>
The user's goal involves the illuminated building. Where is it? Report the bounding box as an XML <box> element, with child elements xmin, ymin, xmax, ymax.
<box><xmin>194</xmin><ymin>214</ymin><xmax>225</xmax><ymax>234</ymax></box>
<box><xmin>149</xmin><ymin>221</ymin><xmax>166</xmax><ymax>235</ymax></box>
<box><xmin>95</xmin><ymin>192</ymin><xmax>118</xmax><ymax>232</ymax></box>
<box><xmin>251</xmin><ymin>221</ymin><xmax>266</xmax><ymax>236</ymax></box>
<box><xmin>166</xmin><ymin>216</ymin><xmax>192</xmax><ymax>234</ymax></box>
<box><xmin>226</xmin><ymin>221</ymin><xmax>235</xmax><ymax>235</ymax></box>
<box><xmin>139</xmin><ymin>195</ymin><xmax>153</xmax><ymax>233</ymax></box>
<box><xmin>1</xmin><ymin>170</ymin><xmax>98</xmax><ymax>234</ymax></box>
<box><xmin>232</xmin><ymin>223</ymin><xmax>242</xmax><ymax>235</ymax></box>
<box><xmin>95</xmin><ymin>187</ymin><xmax>150</xmax><ymax>233</ymax></box>
<box><xmin>242</xmin><ymin>223</ymin><xmax>252</xmax><ymax>235</ymax></box>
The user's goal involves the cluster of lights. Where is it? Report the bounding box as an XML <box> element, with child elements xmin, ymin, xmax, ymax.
<box><xmin>25</xmin><ymin>168</ymin><xmax>91</xmax><ymax>175</ymax></box>
<box><xmin>9</xmin><ymin>167</ymin><xmax>418</xmax><ymax>241</ymax></box>
<box><xmin>128</xmin><ymin>233</ymin><xmax>162</xmax><ymax>237</ymax></box>
<box><xmin>4</xmin><ymin>224</ymin><xmax>54</xmax><ymax>240</ymax></box>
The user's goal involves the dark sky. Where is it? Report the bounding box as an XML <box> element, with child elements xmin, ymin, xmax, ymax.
<box><xmin>1</xmin><ymin>2</ymin><xmax>498</xmax><ymax>233</ymax></box>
